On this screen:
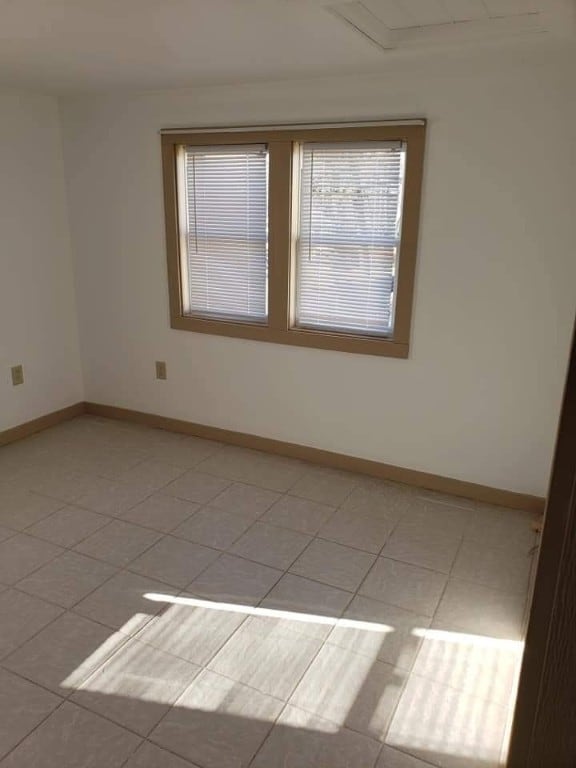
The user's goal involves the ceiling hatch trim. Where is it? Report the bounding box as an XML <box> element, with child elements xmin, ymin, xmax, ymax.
<box><xmin>328</xmin><ymin>1</ymin><xmax>547</xmax><ymax>51</ymax></box>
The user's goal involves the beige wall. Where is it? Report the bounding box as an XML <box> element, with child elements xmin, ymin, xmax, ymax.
<box><xmin>60</xmin><ymin>41</ymin><xmax>576</xmax><ymax>495</ymax></box>
<box><xmin>0</xmin><ymin>89</ymin><xmax>83</xmax><ymax>430</ymax></box>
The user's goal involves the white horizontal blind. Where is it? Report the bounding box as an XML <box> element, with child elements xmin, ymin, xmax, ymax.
<box><xmin>295</xmin><ymin>142</ymin><xmax>406</xmax><ymax>336</ymax></box>
<box><xmin>180</xmin><ymin>144</ymin><xmax>268</xmax><ymax>322</ymax></box>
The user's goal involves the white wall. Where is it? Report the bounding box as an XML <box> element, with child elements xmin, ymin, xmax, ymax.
<box><xmin>60</xmin><ymin>41</ymin><xmax>576</xmax><ymax>496</ymax></box>
<box><xmin>0</xmin><ymin>89</ymin><xmax>83</xmax><ymax>431</ymax></box>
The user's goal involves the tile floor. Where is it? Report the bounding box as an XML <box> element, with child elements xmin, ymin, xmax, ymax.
<box><xmin>0</xmin><ymin>416</ymin><xmax>538</xmax><ymax>768</ymax></box>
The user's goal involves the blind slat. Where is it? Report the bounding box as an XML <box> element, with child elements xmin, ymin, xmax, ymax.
<box><xmin>181</xmin><ymin>144</ymin><xmax>269</xmax><ymax>322</ymax></box>
<box><xmin>295</xmin><ymin>142</ymin><xmax>406</xmax><ymax>337</ymax></box>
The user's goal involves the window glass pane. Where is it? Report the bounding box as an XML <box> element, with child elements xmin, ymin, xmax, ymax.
<box><xmin>295</xmin><ymin>142</ymin><xmax>406</xmax><ymax>336</ymax></box>
<box><xmin>180</xmin><ymin>144</ymin><xmax>269</xmax><ymax>323</ymax></box>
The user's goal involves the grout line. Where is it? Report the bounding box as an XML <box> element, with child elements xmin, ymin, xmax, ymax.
<box><xmin>379</xmin><ymin>743</ymin><xmax>440</xmax><ymax>768</ymax></box>
<box><xmin>118</xmin><ymin>742</ymin><xmax>144</xmax><ymax>768</ymax></box>
<box><xmin>0</xmin><ymin>565</ymin><xmax>160</xmax><ymax>669</ymax></box>
<box><xmin>245</xmin><ymin>702</ymin><xmax>288</xmax><ymax>768</ymax></box>
<box><xmin>0</xmin><ymin>666</ymin><xmax>68</xmax><ymax>703</ymax></box>
<box><xmin>1</xmin><ymin>614</ymin><xmax>137</xmax><ymax>700</ymax></box>
<box><xmin>117</xmin><ymin>738</ymin><xmax>195</xmax><ymax>768</ymax></box>
<box><xmin>0</xmin><ymin>695</ymin><xmax>70</xmax><ymax>763</ymax></box>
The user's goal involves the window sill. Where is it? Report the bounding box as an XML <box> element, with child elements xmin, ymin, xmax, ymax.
<box><xmin>170</xmin><ymin>315</ymin><xmax>409</xmax><ymax>358</ymax></box>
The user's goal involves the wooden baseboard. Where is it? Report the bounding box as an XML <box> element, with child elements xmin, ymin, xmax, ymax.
<box><xmin>1</xmin><ymin>400</ymin><xmax>544</xmax><ymax>513</ymax></box>
<box><xmin>85</xmin><ymin>401</ymin><xmax>545</xmax><ymax>513</ymax></box>
<box><xmin>0</xmin><ymin>402</ymin><xmax>86</xmax><ymax>447</ymax></box>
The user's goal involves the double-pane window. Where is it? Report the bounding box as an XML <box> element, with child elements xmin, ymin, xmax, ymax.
<box><xmin>162</xmin><ymin>123</ymin><xmax>424</xmax><ymax>357</ymax></box>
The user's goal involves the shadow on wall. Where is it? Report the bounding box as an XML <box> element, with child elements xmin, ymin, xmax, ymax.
<box><xmin>3</xmin><ymin>588</ymin><xmax>524</xmax><ymax>768</ymax></box>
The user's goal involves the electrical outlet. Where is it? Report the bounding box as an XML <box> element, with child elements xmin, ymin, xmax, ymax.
<box><xmin>11</xmin><ymin>365</ymin><xmax>24</xmax><ymax>386</ymax></box>
<box><xmin>155</xmin><ymin>361</ymin><xmax>167</xmax><ymax>380</ymax></box>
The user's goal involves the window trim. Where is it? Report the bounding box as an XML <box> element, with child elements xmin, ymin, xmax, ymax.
<box><xmin>161</xmin><ymin>123</ymin><xmax>426</xmax><ymax>358</ymax></box>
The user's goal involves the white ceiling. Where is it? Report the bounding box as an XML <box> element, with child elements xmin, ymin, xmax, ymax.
<box><xmin>0</xmin><ymin>0</ymin><xmax>574</xmax><ymax>93</ymax></box>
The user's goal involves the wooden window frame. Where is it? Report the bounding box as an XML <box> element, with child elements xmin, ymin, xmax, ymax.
<box><xmin>161</xmin><ymin>123</ymin><xmax>426</xmax><ymax>358</ymax></box>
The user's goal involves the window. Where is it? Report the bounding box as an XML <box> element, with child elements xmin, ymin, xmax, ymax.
<box><xmin>178</xmin><ymin>144</ymin><xmax>269</xmax><ymax>323</ymax></box>
<box><xmin>295</xmin><ymin>142</ymin><xmax>404</xmax><ymax>337</ymax></box>
<box><xmin>162</xmin><ymin>123</ymin><xmax>425</xmax><ymax>357</ymax></box>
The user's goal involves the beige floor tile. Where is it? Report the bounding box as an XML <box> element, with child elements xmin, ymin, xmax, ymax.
<box><xmin>0</xmin><ymin>488</ymin><xmax>64</xmax><ymax>531</ymax></box>
<box><xmin>319</xmin><ymin>508</ymin><xmax>395</xmax><ymax>554</ymax></box>
<box><xmin>124</xmin><ymin>741</ymin><xmax>199</xmax><ymax>768</ymax></box>
<box><xmin>0</xmin><ymin>524</ymin><xmax>15</xmax><ymax>544</ymax></box>
<box><xmin>0</xmin><ymin>702</ymin><xmax>141</xmax><ymax>768</ymax></box>
<box><xmin>129</xmin><ymin>536</ymin><xmax>219</xmax><ymax>588</ymax></box>
<box><xmin>188</xmin><ymin>553</ymin><xmax>282</xmax><ymax>605</ymax></box>
<box><xmin>359</xmin><ymin>558</ymin><xmax>447</xmax><ymax>617</ymax></box>
<box><xmin>121</xmin><ymin>494</ymin><xmax>200</xmax><ymax>532</ymax></box>
<box><xmin>465</xmin><ymin>505</ymin><xmax>537</xmax><ymax>550</ymax></box>
<box><xmin>377</xmin><ymin>744</ymin><xmax>447</xmax><ymax>767</ymax></box>
<box><xmin>290</xmin><ymin>643</ymin><xmax>405</xmax><ymax>739</ymax></box>
<box><xmin>386</xmin><ymin>674</ymin><xmax>508</xmax><ymax>768</ymax></box>
<box><xmin>197</xmin><ymin>447</ymin><xmax>305</xmax><ymax>492</ymax></box>
<box><xmin>231</xmin><ymin>522</ymin><xmax>312</xmax><ymax>570</ymax></box>
<box><xmin>340</xmin><ymin>485</ymin><xmax>412</xmax><ymax>520</ymax></box>
<box><xmin>163</xmin><ymin>471</ymin><xmax>231</xmax><ymax>504</ymax></box>
<box><xmin>235</xmin><ymin>455</ymin><xmax>306</xmax><ymax>493</ymax></box>
<box><xmin>70</xmin><ymin>447</ymin><xmax>149</xmax><ymax>480</ymax></box>
<box><xmin>147</xmin><ymin>436</ymin><xmax>222</xmax><ymax>469</ymax></box>
<box><xmin>262</xmin><ymin>573</ymin><xmax>352</xmax><ymax>620</ymax></box>
<box><xmin>290</xmin><ymin>539</ymin><xmax>375</xmax><ymax>592</ymax></box>
<box><xmin>4</xmin><ymin>612</ymin><xmax>126</xmax><ymax>695</ymax></box>
<box><xmin>0</xmin><ymin>669</ymin><xmax>61</xmax><ymax>760</ymax></box>
<box><xmin>381</xmin><ymin>524</ymin><xmax>461</xmax><ymax>574</ymax></box>
<box><xmin>75</xmin><ymin>478</ymin><xmax>152</xmax><ymax>516</ymax></box>
<box><xmin>208</xmin><ymin>615</ymin><xmax>322</xmax><ymax>700</ymax></box>
<box><xmin>251</xmin><ymin>705</ymin><xmax>381</xmax><ymax>768</ymax></box>
<box><xmin>0</xmin><ymin>534</ymin><xmax>63</xmax><ymax>585</ymax></box>
<box><xmin>173</xmin><ymin>506</ymin><xmax>254</xmax><ymax>550</ymax></box>
<box><xmin>263</xmin><ymin>495</ymin><xmax>335</xmax><ymax>535</ymax></box>
<box><xmin>0</xmin><ymin>456</ymin><xmax>31</xmax><ymax>486</ymax></box>
<box><xmin>74</xmin><ymin>520</ymin><xmax>162</xmax><ymax>567</ymax></box>
<box><xmin>289</xmin><ymin>466</ymin><xmax>360</xmax><ymax>506</ymax></box>
<box><xmin>328</xmin><ymin>595</ymin><xmax>429</xmax><ymax>671</ymax></box>
<box><xmin>150</xmin><ymin>669</ymin><xmax>282</xmax><ymax>768</ymax></box>
<box><xmin>16</xmin><ymin>551</ymin><xmax>117</xmax><ymax>608</ymax></box>
<box><xmin>261</xmin><ymin>573</ymin><xmax>352</xmax><ymax>639</ymax></box>
<box><xmin>73</xmin><ymin>571</ymin><xmax>173</xmax><ymax>634</ymax></box>
<box><xmin>138</xmin><ymin>598</ymin><xmax>247</xmax><ymax>666</ymax></box>
<box><xmin>96</xmin><ymin>425</ymin><xmax>183</xmax><ymax>453</ymax></box>
<box><xmin>417</xmin><ymin>489</ymin><xmax>477</xmax><ymax>510</ymax></box>
<box><xmin>0</xmin><ymin>589</ymin><xmax>63</xmax><ymax>659</ymax></box>
<box><xmin>434</xmin><ymin>579</ymin><xmax>526</xmax><ymax>641</ymax></box>
<box><xmin>451</xmin><ymin>539</ymin><xmax>532</xmax><ymax>593</ymax></box>
<box><xmin>0</xmin><ymin>434</ymin><xmax>65</xmax><ymax>465</ymax></box>
<box><xmin>401</xmin><ymin>499</ymin><xmax>476</xmax><ymax>539</ymax></box>
<box><xmin>26</xmin><ymin>505</ymin><xmax>110</xmax><ymax>547</ymax></box>
<box><xmin>71</xmin><ymin>637</ymin><xmax>200</xmax><ymax>735</ymax></box>
<box><xmin>411</xmin><ymin>624</ymin><xmax>523</xmax><ymax>707</ymax></box>
<box><xmin>191</xmin><ymin>446</ymin><xmax>255</xmax><ymax>480</ymax></box>
<box><xmin>116</xmin><ymin>460</ymin><xmax>186</xmax><ymax>493</ymax></box>
<box><xmin>210</xmin><ymin>482</ymin><xmax>280</xmax><ymax>519</ymax></box>
<box><xmin>21</xmin><ymin>467</ymin><xmax>107</xmax><ymax>505</ymax></box>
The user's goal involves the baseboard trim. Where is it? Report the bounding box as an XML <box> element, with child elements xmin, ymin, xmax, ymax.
<box><xmin>85</xmin><ymin>402</ymin><xmax>545</xmax><ymax>513</ymax></box>
<box><xmin>0</xmin><ymin>402</ymin><xmax>86</xmax><ymax>447</ymax></box>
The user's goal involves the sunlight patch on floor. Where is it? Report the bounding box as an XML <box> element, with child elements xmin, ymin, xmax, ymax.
<box><xmin>58</xmin><ymin>596</ymin><xmax>523</xmax><ymax>766</ymax></box>
<box><xmin>387</xmin><ymin>628</ymin><xmax>525</xmax><ymax>765</ymax></box>
<box><xmin>144</xmin><ymin>592</ymin><xmax>395</xmax><ymax>633</ymax></box>
<box><xmin>60</xmin><ymin>614</ymin><xmax>147</xmax><ymax>690</ymax></box>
